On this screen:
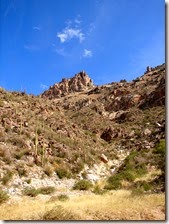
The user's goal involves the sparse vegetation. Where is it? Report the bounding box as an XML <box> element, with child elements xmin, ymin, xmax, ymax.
<box><xmin>55</xmin><ymin>167</ymin><xmax>71</xmax><ymax>179</ymax></box>
<box><xmin>38</xmin><ymin>186</ymin><xmax>55</xmax><ymax>195</ymax></box>
<box><xmin>0</xmin><ymin>188</ymin><xmax>9</xmax><ymax>204</ymax></box>
<box><xmin>57</xmin><ymin>194</ymin><xmax>70</xmax><ymax>201</ymax></box>
<box><xmin>23</xmin><ymin>186</ymin><xmax>55</xmax><ymax>197</ymax></box>
<box><xmin>93</xmin><ymin>185</ymin><xmax>107</xmax><ymax>195</ymax></box>
<box><xmin>43</xmin><ymin>165</ymin><xmax>53</xmax><ymax>177</ymax></box>
<box><xmin>1</xmin><ymin>169</ymin><xmax>14</xmax><ymax>185</ymax></box>
<box><xmin>0</xmin><ymin>64</ymin><xmax>165</xmax><ymax>220</ymax></box>
<box><xmin>73</xmin><ymin>179</ymin><xmax>93</xmax><ymax>191</ymax></box>
<box><xmin>43</xmin><ymin>205</ymin><xmax>80</xmax><ymax>220</ymax></box>
<box><xmin>23</xmin><ymin>187</ymin><xmax>39</xmax><ymax>197</ymax></box>
<box><xmin>0</xmin><ymin>190</ymin><xmax>165</xmax><ymax>220</ymax></box>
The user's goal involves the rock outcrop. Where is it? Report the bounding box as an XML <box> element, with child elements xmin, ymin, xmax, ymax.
<box><xmin>41</xmin><ymin>71</ymin><xmax>94</xmax><ymax>99</ymax></box>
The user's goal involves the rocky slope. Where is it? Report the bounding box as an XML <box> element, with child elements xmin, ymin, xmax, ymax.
<box><xmin>0</xmin><ymin>63</ymin><xmax>165</xmax><ymax>197</ymax></box>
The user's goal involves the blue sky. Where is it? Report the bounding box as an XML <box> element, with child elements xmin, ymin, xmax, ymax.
<box><xmin>0</xmin><ymin>0</ymin><xmax>165</xmax><ymax>95</ymax></box>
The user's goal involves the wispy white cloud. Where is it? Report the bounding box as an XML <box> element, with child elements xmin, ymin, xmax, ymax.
<box><xmin>54</xmin><ymin>47</ymin><xmax>69</xmax><ymax>57</ymax></box>
<box><xmin>83</xmin><ymin>49</ymin><xmax>93</xmax><ymax>58</ymax></box>
<box><xmin>57</xmin><ymin>15</ymin><xmax>85</xmax><ymax>43</ymax></box>
<box><xmin>40</xmin><ymin>83</ymin><xmax>48</xmax><ymax>90</ymax></box>
<box><xmin>65</xmin><ymin>19</ymin><xmax>72</xmax><ymax>27</ymax></box>
<box><xmin>32</xmin><ymin>26</ymin><xmax>41</xmax><ymax>31</ymax></box>
<box><xmin>74</xmin><ymin>18</ymin><xmax>81</xmax><ymax>25</ymax></box>
<box><xmin>57</xmin><ymin>27</ymin><xmax>85</xmax><ymax>43</ymax></box>
<box><xmin>24</xmin><ymin>44</ymin><xmax>38</xmax><ymax>51</ymax></box>
<box><xmin>88</xmin><ymin>22</ymin><xmax>96</xmax><ymax>34</ymax></box>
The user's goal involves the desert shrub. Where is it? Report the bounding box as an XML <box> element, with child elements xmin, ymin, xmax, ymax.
<box><xmin>9</xmin><ymin>136</ymin><xmax>27</xmax><ymax>148</ymax></box>
<box><xmin>152</xmin><ymin>139</ymin><xmax>165</xmax><ymax>190</ymax></box>
<box><xmin>55</xmin><ymin>167</ymin><xmax>71</xmax><ymax>179</ymax></box>
<box><xmin>0</xmin><ymin>100</ymin><xmax>4</xmax><ymax>107</ymax></box>
<box><xmin>25</xmin><ymin>178</ymin><xmax>31</xmax><ymax>184</ymax></box>
<box><xmin>0</xmin><ymin>188</ymin><xmax>9</xmax><ymax>204</ymax></box>
<box><xmin>104</xmin><ymin>170</ymin><xmax>135</xmax><ymax>190</ymax></box>
<box><xmin>153</xmin><ymin>139</ymin><xmax>165</xmax><ymax>171</ymax></box>
<box><xmin>38</xmin><ymin>186</ymin><xmax>55</xmax><ymax>195</ymax></box>
<box><xmin>134</xmin><ymin>181</ymin><xmax>152</xmax><ymax>192</ymax></box>
<box><xmin>93</xmin><ymin>185</ymin><xmax>107</xmax><ymax>195</ymax></box>
<box><xmin>118</xmin><ymin>150</ymin><xmax>147</xmax><ymax>179</ymax></box>
<box><xmin>23</xmin><ymin>186</ymin><xmax>55</xmax><ymax>197</ymax></box>
<box><xmin>1</xmin><ymin>169</ymin><xmax>14</xmax><ymax>185</ymax></box>
<box><xmin>23</xmin><ymin>188</ymin><xmax>39</xmax><ymax>197</ymax></box>
<box><xmin>73</xmin><ymin>179</ymin><xmax>93</xmax><ymax>191</ymax></box>
<box><xmin>44</xmin><ymin>166</ymin><xmax>53</xmax><ymax>177</ymax></box>
<box><xmin>134</xmin><ymin>164</ymin><xmax>147</xmax><ymax>177</ymax></box>
<box><xmin>17</xmin><ymin>166</ymin><xmax>27</xmax><ymax>177</ymax></box>
<box><xmin>120</xmin><ymin>170</ymin><xmax>135</xmax><ymax>181</ymax></box>
<box><xmin>104</xmin><ymin>175</ymin><xmax>122</xmax><ymax>190</ymax></box>
<box><xmin>14</xmin><ymin>149</ymin><xmax>29</xmax><ymax>160</ymax></box>
<box><xmin>71</xmin><ymin>161</ymin><xmax>84</xmax><ymax>174</ymax></box>
<box><xmin>57</xmin><ymin>194</ymin><xmax>69</xmax><ymax>201</ymax></box>
<box><xmin>43</xmin><ymin>205</ymin><xmax>80</xmax><ymax>220</ymax></box>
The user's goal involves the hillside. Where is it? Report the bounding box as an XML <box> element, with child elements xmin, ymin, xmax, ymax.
<box><xmin>0</xmin><ymin>63</ymin><xmax>165</xmax><ymax>219</ymax></box>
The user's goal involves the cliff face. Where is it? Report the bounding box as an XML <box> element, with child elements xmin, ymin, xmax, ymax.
<box><xmin>41</xmin><ymin>71</ymin><xmax>94</xmax><ymax>99</ymax></box>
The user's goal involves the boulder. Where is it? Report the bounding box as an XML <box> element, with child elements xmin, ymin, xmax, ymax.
<box><xmin>100</xmin><ymin>154</ymin><xmax>108</xmax><ymax>163</ymax></box>
<box><xmin>144</xmin><ymin>128</ymin><xmax>152</xmax><ymax>136</ymax></box>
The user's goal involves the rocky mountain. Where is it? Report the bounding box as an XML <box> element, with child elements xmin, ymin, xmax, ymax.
<box><xmin>41</xmin><ymin>71</ymin><xmax>94</xmax><ymax>99</ymax></box>
<box><xmin>0</xmin><ymin>63</ymin><xmax>165</xmax><ymax>198</ymax></box>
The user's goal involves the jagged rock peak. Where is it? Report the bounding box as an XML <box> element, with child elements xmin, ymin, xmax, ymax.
<box><xmin>41</xmin><ymin>71</ymin><xmax>94</xmax><ymax>99</ymax></box>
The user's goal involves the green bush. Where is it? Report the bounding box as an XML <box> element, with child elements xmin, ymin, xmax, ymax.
<box><xmin>23</xmin><ymin>187</ymin><xmax>39</xmax><ymax>197</ymax></box>
<box><xmin>104</xmin><ymin>175</ymin><xmax>122</xmax><ymax>190</ymax></box>
<box><xmin>23</xmin><ymin>186</ymin><xmax>55</xmax><ymax>197</ymax></box>
<box><xmin>154</xmin><ymin>139</ymin><xmax>165</xmax><ymax>156</ymax></box>
<box><xmin>134</xmin><ymin>181</ymin><xmax>152</xmax><ymax>192</ymax></box>
<box><xmin>1</xmin><ymin>170</ymin><xmax>14</xmax><ymax>185</ymax></box>
<box><xmin>0</xmin><ymin>188</ymin><xmax>9</xmax><ymax>204</ymax></box>
<box><xmin>14</xmin><ymin>149</ymin><xmax>29</xmax><ymax>160</ymax></box>
<box><xmin>55</xmin><ymin>167</ymin><xmax>71</xmax><ymax>179</ymax></box>
<box><xmin>93</xmin><ymin>185</ymin><xmax>107</xmax><ymax>195</ymax></box>
<box><xmin>57</xmin><ymin>194</ymin><xmax>69</xmax><ymax>201</ymax></box>
<box><xmin>120</xmin><ymin>171</ymin><xmax>135</xmax><ymax>182</ymax></box>
<box><xmin>38</xmin><ymin>186</ymin><xmax>55</xmax><ymax>195</ymax></box>
<box><xmin>73</xmin><ymin>179</ymin><xmax>93</xmax><ymax>191</ymax></box>
<box><xmin>17</xmin><ymin>166</ymin><xmax>27</xmax><ymax>177</ymax></box>
<box><xmin>104</xmin><ymin>170</ymin><xmax>135</xmax><ymax>190</ymax></box>
<box><xmin>153</xmin><ymin>139</ymin><xmax>165</xmax><ymax>172</ymax></box>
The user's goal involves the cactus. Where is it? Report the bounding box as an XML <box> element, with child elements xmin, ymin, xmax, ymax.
<box><xmin>34</xmin><ymin>126</ymin><xmax>39</xmax><ymax>164</ymax></box>
<box><xmin>41</xmin><ymin>140</ymin><xmax>46</xmax><ymax>167</ymax></box>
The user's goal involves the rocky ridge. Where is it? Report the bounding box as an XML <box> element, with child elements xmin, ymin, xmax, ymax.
<box><xmin>41</xmin><ymin>70</ymin><xmax>94</xmax><ymax>99</ymax></box>
<box><xmin>0</xmin><ymin>63</ymin><xmax>165</xmax><ymax>197</ymax></box>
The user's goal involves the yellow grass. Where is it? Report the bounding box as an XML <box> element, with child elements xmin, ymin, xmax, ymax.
<box><xmin>0</xmin><ymin>190</ymin><xmax>165</xmax><ymax>220</ymax></box>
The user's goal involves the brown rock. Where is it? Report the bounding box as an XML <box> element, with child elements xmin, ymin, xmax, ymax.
<box><xmin>100</xmin><ymin>154</ymin><xmax>108</xmax><ymax>163</ymax></box>
<box><xmin>41</xmin><ymin>71</ymin><xmax>94</xmax><ymax>99</ymax></box>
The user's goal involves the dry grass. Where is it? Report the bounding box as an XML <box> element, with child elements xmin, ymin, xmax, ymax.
<box><xmin>0</xmin><ymin>190</ymin><xmax>165</xmax><ymax>220</ymax></box>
